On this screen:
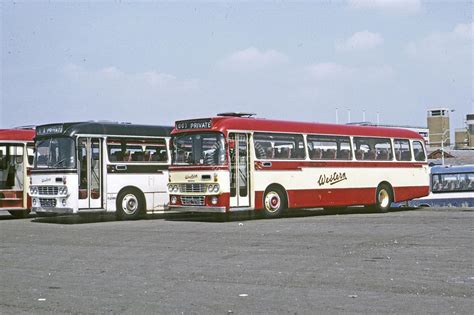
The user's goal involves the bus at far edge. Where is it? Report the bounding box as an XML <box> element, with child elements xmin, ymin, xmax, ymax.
<box><xmin>0</xmin><ymin>128</ymin><xmax>35</xmax><ymax>218</ymax></box>
<box><xmin>395</xmin><ymin>165</ymin><xmax>474</xmax><ymax>208</ymax></box>
<box><xmin>29</xmin><ymin>122</ymin><xmax>173</xmax><ymax>219</ymax></box>
<box><xmin>167</xmin><ymin>113</ymin><xmax>430</xmax><ymax>218</ymax></box>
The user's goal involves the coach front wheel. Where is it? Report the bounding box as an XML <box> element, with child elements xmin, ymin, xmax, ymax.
<box><xmin>116</xmin><ymin>188</ymin><xmax>145</xmax><ymax>220</ymax></box>
<box><xmin>263</xmin><ymin>188</ymin><xmax>287</xmax><ymax>218</ymax></box>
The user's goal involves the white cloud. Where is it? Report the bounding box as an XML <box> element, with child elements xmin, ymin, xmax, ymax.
<box><xmin>336</xmin><ymin>31</ymin><xmax>384</xmax><ymax>52</ymax></box>
<box><xmin>306</xmin><ymin>63</ymin><xmax>355</xmax><ymax>81</ymax></box>
<box><xmin>453</xmin><ymin>22</ymin><xmax>474</xmax><ymax>40</ymax></box>
<box><xmin>347</xmin><ymin>0</ymin><xmax>421</xmax><ymax>14</ymax></box>
<box><xmin>404</xmin><ymin>22</ymin><xmax>473</xmax><ymax>61</ymax></box>
<box><xmin>217</xmin><ymin>47</ymin><xmax>289</xmax><ymax>72</ymax></box>
<box><xmin>62</xmin><ymin>64</ymin><xmax>199</xmax><ymax>93</ymax></box>
<box><xmin>305</xmin><ymin>62</ymin><xmax>394</xmax><ymax>82</ymax></box>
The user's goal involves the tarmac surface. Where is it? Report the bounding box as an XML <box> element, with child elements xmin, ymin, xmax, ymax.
<box><xmin>0</xmin><ymin>207</ymin><xmax>472</xmax><ymax>314</ymax></box>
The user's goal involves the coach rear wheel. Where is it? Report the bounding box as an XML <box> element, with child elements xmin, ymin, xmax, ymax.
<box><xmin>263</xmin><ymin>188</ymin><xmax>286</xmax><ymax>218</ymax></box>
<box><xmin>374</xmin><ymin>184</ymin><xmax>393</xmax><ymax>213</ymax></box>
<box><xmin>116</xmin><ymin>188</ymin><xmax>145</xmax><ymax>220</ymax></box>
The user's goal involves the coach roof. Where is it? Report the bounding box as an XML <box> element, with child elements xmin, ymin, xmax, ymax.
<box><xmin>35</xmin><ymin>122</ymin><xmax>173</xmax><ymax>139</ymax></box>
<box><xmin>0</xmin><ymin>129</ymin><xmax>35</xmax><ymax>141</ymax></box>
<box><xmin>173</xmin><ymin>116</ymin><xmax>424</xmax><ymax>140</ymax></box>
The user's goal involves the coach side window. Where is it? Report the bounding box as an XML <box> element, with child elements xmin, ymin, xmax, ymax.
<box><xmin>394</xmin><ymin>139</ymin><xmax>412</xmax><ymax>161</ymax></box>
<box><xmin>353</xmin><ymin>137</ymin><xmax>392</xmax><ymax>161</ymax></box>
<box><xmin>307</xmin><ymin>135</ymin><xmax>351</xmax><ymax>160</ymax></box>
<box><xmin>107</xmin><ymin>138</ymin><xmax>168</xmax><ymax>163</ymax></box>
<box><xmin>254</xmin><ymin>133</ymin><xmax>305</xmax><ymax>160</ymax></box>
<box><xmin>413</xmin><ymin>141</ymin><xmax>426</xmax><ymax>161</ymax></box>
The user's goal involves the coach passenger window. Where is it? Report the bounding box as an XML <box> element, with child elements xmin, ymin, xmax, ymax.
<box><xmin>307</xmin><ymin>135</ymin><xmax>351</xmax><ymax>160</ymax></box>
<box><xmin>413</xmin><ymin>141</ymin><xmax>426</xmax><ymax>161</ymax></box>
<box><xmin>353</xmin><ymin>137</ymin><xmax>392</xmax><ymax>161</ymax></box>
<box><xmin>394</xmin><ymin>139</ymin><xmax>412</xmax><ymax>161</ymax></box>
<box><xmin>254</xmin><ymin>133</ymin><xmax>305</xmax><ymax>160</ymax></box>
<box><xmin>107</xmin><ymin>138</ymin><xmax>168</xmax><ymax>163</ymax></box>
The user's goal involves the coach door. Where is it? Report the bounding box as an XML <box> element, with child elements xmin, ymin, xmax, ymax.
<box><xmin>229</xmin><ymin>133</ymin><xmax>250</xmax><ymax>208</ymax></box>
<box><xmin>77</xmin><ymin>137</ymin><xmax>103</xmax><ymax>209</ymax></box>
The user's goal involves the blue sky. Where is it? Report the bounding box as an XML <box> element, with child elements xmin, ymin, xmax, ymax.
<box><xmin>1</xmin><ymin>0</ymin><xmax>473</xmax><ymax>129</ymax></box>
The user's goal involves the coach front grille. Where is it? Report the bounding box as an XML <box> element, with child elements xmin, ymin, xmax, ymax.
<box><xmin>38</xmin><ymin>186</ymin><xmax>59</xmax><ymax>196</ymax></box>
<box><xmin>179</xmin><ymin>183</ymin><xmax>206</xmax><ymax>193</ymax></box>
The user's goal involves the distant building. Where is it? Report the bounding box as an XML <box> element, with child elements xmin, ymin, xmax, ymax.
<box><xmin>454</xmin><ymin>128</ymin><xmax>469</xmax><ymax>149</ymax></box>
<box><xmin>467</xmin><ymin>114</ymin><xmax>474</xmax><ymax>149</ymax></box>
<box><xmin>427</xmin><ymin>108</ymin><xmax>451</xmax><ymax>148</ymax></box>
<box><xmin>347</xmin><ymin>122</ymin><xmax>429</xmax><ymax>142</ymax></box>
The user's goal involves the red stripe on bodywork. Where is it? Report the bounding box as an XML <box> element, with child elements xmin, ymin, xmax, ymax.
<box><xmin>254</xmin><ymin>186</ymin><xmax>429</xmax><ymax>209</ymax></box>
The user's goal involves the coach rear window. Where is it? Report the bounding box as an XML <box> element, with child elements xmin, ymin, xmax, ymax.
<box><xmin>394</xmin><ymin>139</ymin><xmax>412</xmax><ymax>161</ymax></box>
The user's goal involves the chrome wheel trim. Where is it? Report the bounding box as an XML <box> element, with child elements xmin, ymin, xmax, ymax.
<box><xmin>265</xmin><ymin>191</ymin><xmax>281</xmax><ymax>213</ymax></box>
<box><xmin>122</xmin><ymin>194</ymin><xmax>138</xmax><ymax>215</ymax></box>
<box><xmin>378</xmin><ymin>189</ymin><xmax>390</xmax><ymax>208</ymax></box>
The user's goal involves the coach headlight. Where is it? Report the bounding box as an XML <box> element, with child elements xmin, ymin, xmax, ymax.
<box><xmin>208</xmin><ymin>184</ymin><xmax>220</xmax><ymax>193</ymax></box>
<box><xmin>58</xmin><ymin>186</ymin><xmax>68</xmax><ymax>196</ymax></box>
<box><xmin>208</xmin><ymin>184</ymin><xmax>214</xmax><ymax>193</ymax></box>
<box><xmin>168</xmin><ymin>184</ymin><xmax>179</xmax><ymax>193</ymax></box>
<box><xmin>30</xmin><ymin>186</ymin><xmax>38</xmax><ymax>195</ymax></box>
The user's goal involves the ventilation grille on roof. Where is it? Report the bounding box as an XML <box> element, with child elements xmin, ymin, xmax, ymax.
<box><xmin>217</xmin><ymin>112</ymin><xmax>256</xmax><ymax>118</ymax></box>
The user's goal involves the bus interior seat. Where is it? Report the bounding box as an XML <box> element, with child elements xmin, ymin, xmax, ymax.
<box><xmin>280</xmin><ymin>147</ymin><xmax>290</xmax><ymax>159</ymax></box>
<box><xmin>123</xmin><ymin>151</ymin><xmax>132</xmax><ymax>162</ymax></box>
<box><xmin>376</xmin><ymin>150</ymin><xmax>389</xmax><ymax>160</ymax></box>
<box><xmin>323</xmin><ymin>149</ymin><xmax>336</xmax><ymax>160</ymax></box>
<box><xmin>401</xmin><ymin>151</ymin><xmax>411</xmax><ymax>161</ymax></box>
<box><xmin>364</xmin><ymin>150</ymin><xmax>376</xmax><ymax>160</ymax></box>
<box><xmin>415</xmin><ymin>150</ymin><xmax>425</xmax><ymax>161</ymax></box>
<box><xmin>264</xmin><ymin>147</ymin><xmax>274</xmax><ymax>159</ymax></box>
<box><xmin>338</xmin><ymin>149</ymin><xmax>351</xmax><ymax>160</ymax></box>
<box><xmin>158</xmin><ymin>151</ymin><xmax>168</xmax><ymax>162</ymax></box>
<box><xmin>355</xmin><ymin>149</ymin><xmax>364</xmax><ymax>160</ymax></box>
<box><xmin>133</xmin><ymin>152</ymin><xmax>144</xmax><ymax>161</ymax></box>
<box><xmin>395</xmin><ymin>150</ymin><xmax>401</xmax><ymax>161</ymax></box>
<box><xmin>312</xmin><ymin>148</ymin><xmax>323</xmax><ymax>160</ymax></box>
<box><xmin>176</xmin><ymin>151</ymin><xmax>185</xmax><ymax>162</ymax></box>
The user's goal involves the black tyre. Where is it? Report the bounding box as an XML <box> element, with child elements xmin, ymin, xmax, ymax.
<box><xmin>116</xmin><ymin>188</ymin><xmax>145</xmax><ymax>220</ymax></box>
<box><xmin>214</xmin><ymin>212</ymin><xmax>232</xmax><ymax>222</ymax></box>
<box><xmin>373</xmin><ymin>184</ymin><xmax>393</xmax><ymax>213</ymax></box>
<box><xmin>323</xmin><ymin>206</ymin><xmax>347</xmax><ymax>214</ymax></box>
<box><xmin>262</xmin><ymin>187</ymin><xmax>287</xmax><ymax>218</ymax></box>
<box><xmin>8</xmin><ymin>209</ymin><xmax>30</xmax><ymax>219</ymax></box>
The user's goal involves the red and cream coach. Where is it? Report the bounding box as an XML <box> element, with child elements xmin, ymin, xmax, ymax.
<box><xmin>0</xmin><ymin>128</ymin><xmax>35</xmax><ymax>218</ymax></box>
<box><xmin>168</xmin><ymin>113</ymin><xmax>429</xmax><ymax>218</ymax></box>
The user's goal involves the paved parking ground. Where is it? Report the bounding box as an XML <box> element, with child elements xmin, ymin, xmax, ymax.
<box><xmin>0</xmin><ymin>208</ymin><xmax>472</xmax><ymax>314</ymax></box>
